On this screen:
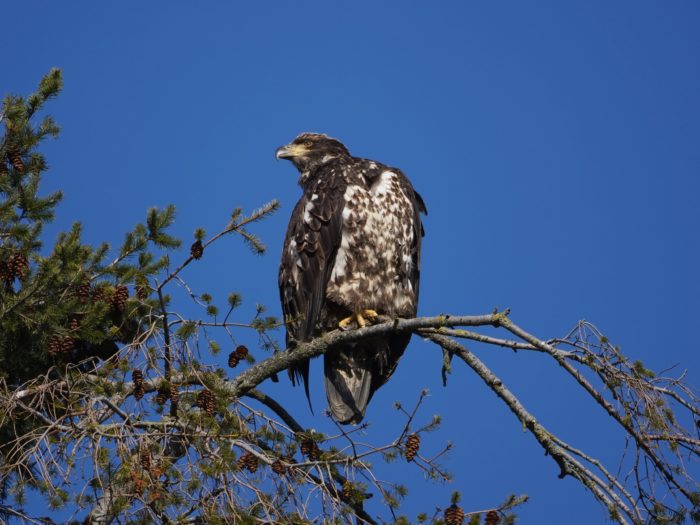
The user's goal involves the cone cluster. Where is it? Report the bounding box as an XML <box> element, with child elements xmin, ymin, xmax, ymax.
<box><xmin>132</xmin><ymin>370</ymin><xmax>145</xmax><ymax>400</ymax></box>
<box><xmin>444</xmin><ymin>505</ymin><xmax>465</xmax><ymax>525</ymax></box>
<box><xmin>404</xmin><ymin>434</ymin><xmax>420</xmax><ymax>462</ymax></box>
<box><xmin>485</xmin><ymin>510</ymin><xmax>500</xmax><ymax>525</ymax></box>
<box><xmin>238</xmin><ymin>451</ymin><xmax>259</xmax><ymax>473</ymax></box>
<box><xmin>47</xmin><ymin>334</ymin><xmax>76</xmax><ymax>357</ymax></box>
<box><xmin>300</xmin><ymin>438</ymin><xmax>320</xmax><ymax>461</ymax></box>
<box><xmin>112</xmin><ymin>284</ymin><xmax>129</xmax><ymax>312</ymax></box>
<box><xmin>190</xmin><ymin>240</ymin><xmax>204</xmax><ymax>260</ymax></box>
<box><xmin>228</xmin><ymin>345</ymin><xmax>249</xmax><ymax>368</ymax></box>
<box><xmin>197</xmin><ymin>389</ymin><xmax>215</xmax><ymax>416</ymax></box>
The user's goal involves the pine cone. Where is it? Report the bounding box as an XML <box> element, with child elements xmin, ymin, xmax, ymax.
<box><xmin>234</xmin><ymin>345</ymin><xmax>248</xmax><ymax>359</ymax></box>
<box><xmin>271</xmin><ymin>459</ymin><xmax>286</xmax><ymax>476</ymax></box>
<box><xmin>112</xmin><ymin>284</ymin><xmax>129</xmax><ymax>312</ymax></box>
<box><xmin>404</xmin><ymin>434</ymin><xmax>420</xmax><ymax>462</ymax></box>
<box><xmin>132</xmin><ymin>370</ymin><xmax>145</xmax><ymax>401</ymax></box>
<box><xmin>48</xmin><ymin>337</ymin><xmax>61</xmax><ymax>358</ymax></box>
<box><xmin>485</xmin><ymin>510</ymin><xmax>500</xmax><ymax>525</ymax></box>
<box><xmin>9</xmin><ymin>254</ymin><xmax>29</xmax><ymax>281</ymax></box>
<box><xmin>91</xmin><ymin>286</ymin><xmax>108</xmax><ymax>303</ymax></box>
<box><xmin>8</xmin><ymin>150</ymin><xmax>24</xmax><ymax>171</ymax></box>
<box><xmin>70</xmin><ymin>317</ymin><xmax>81</xmax><ymax>331</ymax></box>
<box><xmin>169</xmin><ymin>384</ymin><xmax>179</xmax><ymax>404</ymax></box>
<box><xmin>155</xmin><ymin>386</ymin><xmax>169</xmax><ymax>405</ymax></box>
<box><xmin>227</xmin><ymin>351</ymin><xmax>240</xmax><ymax>368</ymax></box>
<box><xmin>300</xmin><ymin>439</ymin><xmax>320</xmax><ymax>461</ymax></box>
<box><xmin>140</xmin><ymin>449</ymin><xmax>151</xmax><ymax>471</ymax></box>
<box><xmin>190</xmin><ymin>240</ymin><xmax>204</xmax><ymax>260</ymax></box>
<box><xmin>169</xmin><ymin>384</ymin><xmax>179</xmax><ymax>416</ymax></box>
<box><xmin>237</xmin><ymin>452</ymin><xmax>258</xmax><ymax>473</ymax></box>
<box><xmin>444</xmin><ymin>505</ymin><xmax>465</xmax><ymax>525</ymax></box>
<box><xmin>197</xmin><ymin>389</ymin><xmax>215</xmax><ymax>416</ymax></box>
<box><xmin>76</xmin><ymin>281</ymin><xmax>91</xmax><ymax>301</ymax></box>
<box><xmin>60</xmin><ymin>336</ymin><xmax>75</xmax><ymax>354</ymax></box>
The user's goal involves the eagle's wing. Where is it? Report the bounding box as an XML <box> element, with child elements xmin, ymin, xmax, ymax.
<box><xmin>279</xmin><ymin>175</ymin><xmax>346</xmax><ymax>401</ymax></box>
<box><xmin>372</xmin><ymin>173</ymin><xmax>427</xmax><ymax>393</ymax></box>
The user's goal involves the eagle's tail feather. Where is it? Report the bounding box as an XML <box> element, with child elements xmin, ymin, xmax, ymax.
<box><xmin>324</xmin><ymin>346</ymin><xmax>373</xmax><ymax>425</ymax></box>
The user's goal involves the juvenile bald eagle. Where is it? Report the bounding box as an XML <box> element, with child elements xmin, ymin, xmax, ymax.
<box><xmin>277</xmin><ymin>133</ymin><xmax>426</xmax><ymax>424</ymax></box>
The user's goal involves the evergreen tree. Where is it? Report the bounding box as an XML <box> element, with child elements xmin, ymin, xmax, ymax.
<box><xmin>0</xmin><ymin>71</ymin><xmax>698</xmax><ymax>525</ymax></box>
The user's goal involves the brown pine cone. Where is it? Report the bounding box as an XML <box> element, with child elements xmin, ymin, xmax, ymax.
<box><xmin>197</xmin><ymin>389</ymin><xmax>215</xmax><ymax>416</ymax></box>
<box><xmin>140</xmin><ymin>449</ymin><xmax>151</xmax><ymax>471</ymax></box>
<box><xmin>48</xmin><ymin>337</ymin><xmax>61</xmax><ymax>358</ymax></box>
<box><xmin>132</xmin><ymin>370</ymin><xmax>145</xmax><ymax>401</ymax></box>
<box><xmin>112</xmin><ymin>284</ymin><xmax>129</xmax><ymax>312</ymax></box>
<box><xmin>76</xmin><ymin>281</ymin><xmax>92</xmax><ymax>301</ymax></box>
<box><xmin>169</xmin><ymin>384</ymin><xmax>179</xmax><ymax>404</ymax></box>
<box><xmin>205</xmin><ymin>393</ymin><xmax>215</xmax><ymax>416</ymax></box>
<box><xmin>190</xmin><ymin>240</ymin><xmax>204</xmax><ymax>260</ymax></box>
<box><xmin>169</xmin><ymin>385</ymin><xmax>179</xmax><ymax>417</ymax></box>
<box><xmin>60</xmin><ymin>336</ymin><xmax>75</xmax><ymax>354</ymax></box>
<box><xmin>91</xmin><ymin>286</ymin><xmax>109</xmax><ymax>303</ymax></box>
<box><xmin>69</xmin><ymin>317</ymin><xmax>81</xmax><ymax>331</ymax></box>
<box><xmin>155</xmin><ymin>386</ymin><xmax>169</xmax><ymax>405</ymax></box>
<box><xmin>444</xmin><ymin>505</ymin><xmax>465</xmax><ymax>525</ymax></box>
<box><xmin>237</xmin><ymin>452</ymin><xmax>258</xmax><ymax>473</ymax></box>
<box><xmin>271</xmin><ymin>459</ymin><xmax>286</xmax><ymax>476</ymax></box>
<box><xmin>404</xmin><ymin>434</ymin><xmax>420</xmax><ymax>462</ymax></box>
<box><xmin>485</xmin><ymin>510</ymin><xmax>500</xmax><ymax>525</ymax></box>
<box><xmin>8</xmin><ymin>150</ymin><xmax>24</xmax><ymax>171</ymax></box>
<box><xmin>300</xmin><ymin>439</ymin><xmax>320</xmax><ymax>461</ymax></box>
<box><xmin>9</xmin><ymin>254</ymin><xmax>29</xmax><ymax>280</ymax></box>
<box><xmin>227</xmin><ymin>351</ymin><xmax>240</xmax><ymax>368</ymax></box>
<box><xmin>234</xmin><ymin>345</ymin><xmax>248</xmax><ymax>359</ymax></box>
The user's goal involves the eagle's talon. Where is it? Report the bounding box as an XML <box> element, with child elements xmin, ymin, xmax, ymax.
<box><xmin>338</xmin><ymin>310</ymin><xmax>380</xmax><ymax>330</ymax></box>
<box><xmin>363</xmin><ymin>309</ymin><xmax>379</xmax><ymax>321</ymax></box>
<box><xmin>338</xmin><ymin>316</ymin><xmax>355</xmax><ymax>330</ymax></box>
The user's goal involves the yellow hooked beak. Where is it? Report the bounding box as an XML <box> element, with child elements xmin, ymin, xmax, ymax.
<box><xmin>275</xmin><ymin>143</ymin><xmax>310</xmax><ymax>160</ymax></box>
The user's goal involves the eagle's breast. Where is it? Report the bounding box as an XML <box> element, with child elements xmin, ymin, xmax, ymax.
<box><xmin>326</xmin><ymin>168</ymin><xmax>417</xmax><ymax>316</ymax></box>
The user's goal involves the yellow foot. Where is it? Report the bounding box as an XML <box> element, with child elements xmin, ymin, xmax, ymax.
<box><xmin>339</xmin><ymin>309</ymin><xmax>380</xmax><ymax>330</ymax></box>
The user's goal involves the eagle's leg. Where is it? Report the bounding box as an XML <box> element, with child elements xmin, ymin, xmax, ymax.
<box><xmin>338</xmin><ymin>309</ymin><xmax>379</xmax><ymax>330</ymax></box>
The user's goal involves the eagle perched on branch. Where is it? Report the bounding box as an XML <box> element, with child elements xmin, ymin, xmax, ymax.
<box><xmin>277</xmin><ymin>133</ymin><xmax>426</xmax><ymax>424</ymax></box>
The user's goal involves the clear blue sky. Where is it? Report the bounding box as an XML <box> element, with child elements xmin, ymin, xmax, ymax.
<box><xmin>5</xmin><ymin>2</ymin><xmax>700</xmax><ymax>523</ymax></box>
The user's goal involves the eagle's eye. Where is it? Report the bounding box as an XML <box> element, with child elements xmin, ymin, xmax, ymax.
<box><xmin>303</xmin><ymin>141</ymin><xmax>312</xmax><ymax>147</ymax></box>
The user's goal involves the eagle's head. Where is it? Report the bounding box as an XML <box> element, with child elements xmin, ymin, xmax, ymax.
<box><xmin>276</xmin><ymin>133</ymin><xmax>350</xmax><ymax>173</ymax></box>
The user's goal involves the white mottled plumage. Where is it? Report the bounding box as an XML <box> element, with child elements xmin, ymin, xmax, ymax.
<box><xmin>277</xmin><ymin>133</ymin><xmax>426</xmax><ymax>424</ymax></box>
